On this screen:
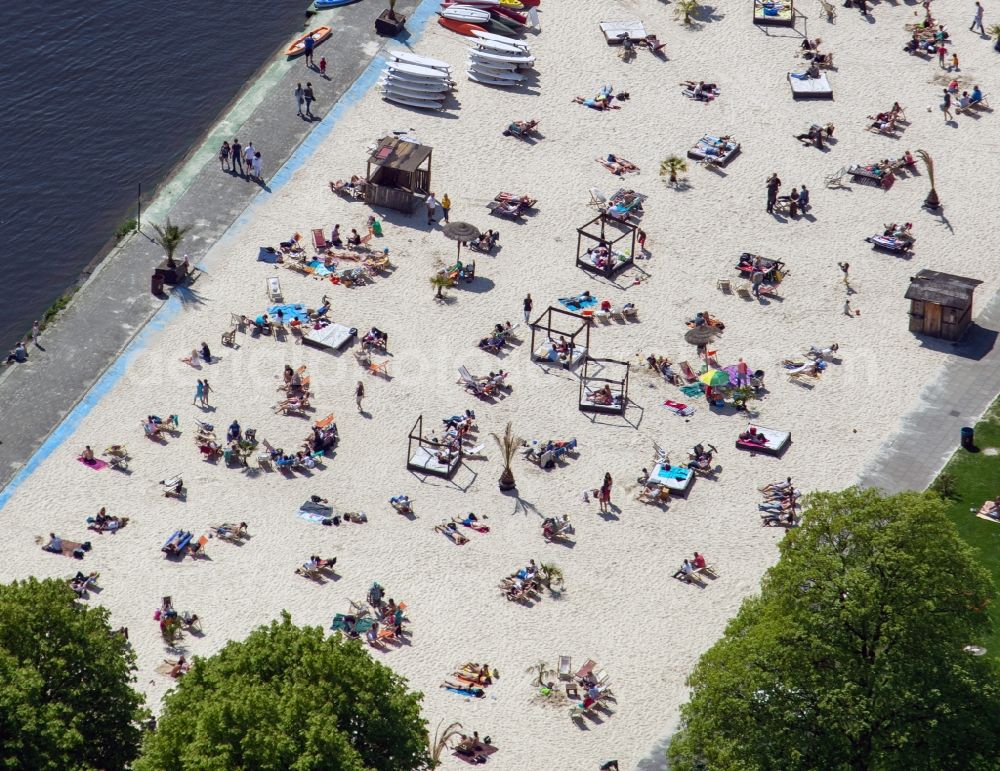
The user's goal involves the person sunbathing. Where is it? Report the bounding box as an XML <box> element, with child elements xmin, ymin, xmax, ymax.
<box><xmin>672</xmin><ymin>559</ymin><xmax>696</xmax><ymax>579</ymax></box>
<box><xmin>591</xmin><ymin>385</ymin><xmax>614</xmax><ymax>404</ymax></box>
<box><xmin>574</xmin><ymin>95</ymin><xmax>618</xmax><ymax>110</ymax></box>
<box><xmin>69</xmin><ymin>571</ymin><xmax>98</xmax><ymax>597</ymax></box>
<box><xmin>165</xmin><ymin>656</ymin><xmax>189</xmax><ymax>678</ymax></box>
<box><xmin>640</xmin><ymin>33</ymin><xmax>665</xmax><ymax>52</ymax></box>
<box><xmin>739</xmin><ymin>429</ymin><xmax>769</xmax><ymax>445</ymax></box>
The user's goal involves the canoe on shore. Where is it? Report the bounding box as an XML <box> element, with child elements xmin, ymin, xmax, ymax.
<box><xmin>286</xmin><ymin>26</ymin><xmax>332</xmax><ymax>57</ymax></box>
<box><xmin>438</xmin><ymin>17</ymin><xmax>488</xmax><ymax>35</ymax></box>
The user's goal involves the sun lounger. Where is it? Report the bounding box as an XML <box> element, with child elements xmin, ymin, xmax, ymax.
<box><xmin>788</xmin><ymin>72</ymin><xmax>833</xmax><ymax>100</ymax></box>
<box><xmin>599</xmin><ymin>20</ymin><xmax>647</xmax><ymax>42</ymax></box>
<box><xmin>736</xmin><ymin>424</ymin><xmax>791</xmax><ymax>455</ymax></box>
<box><xmin>588</xmin><ymin>188</ymin><xmax>608</xmax><ymax>207</ymax></box>
<box><xmin>687</xmin><ymin>135</ymin><xmax>741</xmax><ymax>166</ymax></box>
<box><xmin>266</xmin><ymin>276</ymin><xmax>283</xmax><ymax>302</ymax></box>
<box><xmin>575</xmin><ymin>658</ymin><xmax>597</xmax><ymax>679</ymax></box>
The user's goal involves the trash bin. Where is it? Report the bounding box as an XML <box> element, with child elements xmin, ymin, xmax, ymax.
<box><xmin>151</xmin><ymin>273</ymin><xmax>165</xmax><ymax>295</ymax></box>
<box><xmin>961</xmin><ymin>426</ymin><xmax>975</xmax><ymax>450</ymax></box>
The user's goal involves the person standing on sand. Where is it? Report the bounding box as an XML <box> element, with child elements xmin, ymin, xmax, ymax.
<box><xmin>799</xmin><ymin>184</ymin><xmax>810</xmax><ymax>212</ymax></box>
<box><xmin>942</xmin><ymin>88</ymin><xmax>953</xmax><ymax>120</ymax></box>
<box><xmin>304</xmin><ymin>34</ymin><xmax>315</xmax><ymax>68</ymax></box>
<box><xmin>737</xmin><ymin>357</ymin><xmax>749</xmax><ymax>387</ymax></box>
<box><xmin>295</xmin><ymin>83</ymin><xmax>304</xmax><ymax>117</ymax></box>
<box><xmin>202</xmin><ymin>379</ymin><xmax>213</xmax><ymax>407</ymax></box>
<box><xmin>838</xmin><ymin>261</ymin><xmax>850</xmax><ymax>288</ymax></box>
<box><xmin>766</xmin><ymin>173</ymin><xmax>781</xmax><ymax>213</ymax></box>
<box><xmin>425</xmin><ymin>192</ymin><xmax>438</xmax><ymax>225</ymax></box>
<box><xmin>355</xmin><ymin>381</ymin><xmax>365</xmax><ymax>412</ymax></box>
<box><xmin>441</xmin><ymin>193</ymin><xmax>451</xmax><ymax>222</ymax></box>
<box><xmin>598</xmin><ymin>472</ymin><xmax>613</xmax><ymax>513</ymax></box>
<box><xmin>231</xmin><ymin>138</ymin><xmax>244</xmax><ymax>175</ymax></box>
<box><xmin>193</xmin><ymin>379</ymin><xmax>205</xmax><ymax>406</ymax></box>
<box><xmin>937</xmin><ymin>43</ymin><xmax>947</xmax><ymax>68</ymax></box>
<box><xmin>971</xmin><ymin>1</ymin><xmax>985</xmax><ymax>34</ymax></box>
<box><xmin>523</xmin><ymin>293</ymin><xmax>533</xmax><ymax>323</ymax></box>
<box><xmin>219</xmin><ymin>141</ymin><xmax>230</xmax><ymax>171</ymax></box>
<box><xmin>304</xmin><ymin>83</ymin><xmax>315</xmax><ymax>118</ymax></box>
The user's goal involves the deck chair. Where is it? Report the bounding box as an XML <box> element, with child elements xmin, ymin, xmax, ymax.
<box><xmin>575</xmin><ymin>659</ymin><xmax>597</xmax><ymax>679</ymax></box>
<box><xmin>717</xmin><ymin>278</ymin><xmax>732</xmax><ymax>293</ymax></box>
<box><xmin>311</xmin><ymin>228</ymin><xmax>327</xmax><ymax>252</ymax></box>
<box><xmin>266</xmin><ymin>276</ymin><xmax>283</xmax><ymax>302</ymax></box>
<box><xmin>588</xmin><ymin>188</ymin><xmax>608</xmax><ymax>207</ymax></box>
<box><xmin>314</xmin><ymin>413</ymin><xmax>336</xmax><ymax>429</ymax></box>
<box><xmin>637</xmin><ymin>486</ymin><xmax>670</xmax><ymax>505</ymax></box>
<box><xmin>189</xmin><ymin>535</ymin><xmax>209</xmax><ymax>556</ymax></box>
<box><xmin>736</xmin><ymin>283</ymin><xmax>753</xmax><ymax>300</ymax></box>
<box><xmin>558</xmin><ymin>655</ymin><xmax>572</xmax><ymax>680</ymax></box>
<box><xmin>679</xmin><ymin>361</ymin><xmax>697</xmax><ymax>382</ymax></box>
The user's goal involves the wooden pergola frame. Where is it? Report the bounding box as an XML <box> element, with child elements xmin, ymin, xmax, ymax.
<box><xmin>529</xmin><ymin>306</ymin><xmax>591</xmax><ymax>369</ymax></box>
<box><xmin>578</xmin><ymin>357</ymin><xmax>630</xmax><ymax>416</ymax></box>
<box><xmin>575</xmin><ymin>213</ymin><xmax>637</xmax><ymax>278</ymax></box>
<box><xmin>406</xmin><ymin>415</ymin><xmax>461</xmax><ymax>478</ymax></box>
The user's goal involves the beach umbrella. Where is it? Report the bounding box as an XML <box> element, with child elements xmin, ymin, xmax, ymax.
<box><xmin>684</xmin><ymin>326</ymin><xmax>720</xmax><ymax>346</ymax></box>
<box><xmin>699</xmin><ymin>369</ymin><xmax>731</xmax><ymax>387</ymax></box>
<box><xmin>442</xmin><ymin>221</ymin><xmax>481</xmax><ymax>261</ymax></box>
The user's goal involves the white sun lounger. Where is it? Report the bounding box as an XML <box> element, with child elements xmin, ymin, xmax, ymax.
<box><xmin>266</xmin><ymin>276</ymin><xmax>283</xmax><ymax>302</ymax></box>
<box><xmin>600</xmin><ymin>20</ymin><xmax>647</xmax><ymax>42</ymax></box>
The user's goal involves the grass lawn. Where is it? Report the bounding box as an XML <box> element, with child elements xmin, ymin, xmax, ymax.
<box><xmin>933</xmin><ymin>397</ymin><xmax>1000</xmax><ymax>658</ymax></box>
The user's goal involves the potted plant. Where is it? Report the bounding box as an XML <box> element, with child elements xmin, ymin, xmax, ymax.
<box><xmin>916</xmin><ymin>149</ymin><xmax>939</xmax><ymax>210</ymax></box>
<box><xmin>376</xmin><ymin>0</ymin><xmax>406</xmax><ymax>36</ymax></box>
<box><xmin>674</xmin><ymin>0</ymin><xmax>700</xmax><ymax>25</ymax></box>
<box><xmin>490</xmin><ymin>421</ymin><xmax>522</xmax><ymax>491</ymax></box>
<box><xmin>152</xmin><ymin>218</ymin><xmax>191</xmax><ymax>270</ymax></box>
<box><xmin>430</xmin><ymin>272</ymin><xmax>454</xmax><ymax>299</ymax></box>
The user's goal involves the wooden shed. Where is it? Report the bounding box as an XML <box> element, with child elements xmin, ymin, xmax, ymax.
<box><xmin>905</xmin><ymin>270</ymin><xmax>982</xmax><ymax>341</ymax></box>
<box><xmin>365</xmin><ymin>137</ymin><xmax>433</xmax><ymax>213</ymax></box>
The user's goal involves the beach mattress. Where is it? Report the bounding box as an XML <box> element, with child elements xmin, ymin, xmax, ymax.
<box><xmin>648</xmin><ymin>462</ymin><xmax>694</xmax><ymax>493</ymax></box>
<box><xmin>599</xmin><ymin>20</ymin><xmax>647</xmax><ymax>42</ymax></box>
<box><xmin>408</xmin><ymin>445</ymin><xmax>459</xmax><ymax>475</ymax></box>
<box><xmin>736</xmin><ymin>424</ymin><xmax>791</xmax><ymax>455</ymax></box>
<box><xmin>303</xmin><ymin>323</ymin><xmax>356</xmax><ymax>350</ymax></box>
<box><xmin>788</xmin><ymin>72</ymin><xmax>832</xmax><ymax>99</ymax></box>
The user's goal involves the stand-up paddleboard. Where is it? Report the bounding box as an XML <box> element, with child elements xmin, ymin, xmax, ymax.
<box><xmin>467</xmin><ymin>71</ymin><xmax>517</xmax><ymax>86</ymax></box>
<box><xmin>286</xmin><ymin>27</ymin><xmax>332</xmax><ymax>57</ymax></box>
<box><xmin>314</xmin><ymin>0</ymin><xmax>361</xmax><ymax>7</ymax></box>
<box><xmin>469</xmin><ymin>48</ymin><xmax>534</xmax><ymax>64</ymax></box>
<box><xmin>384</xmin><ymin>72</ymin><xmax>455</xmax><ymax>87</ymax></box>
<box><xmin>469</xmin><ymin>38</ymin><xmax>524</xmax><ymax>54</ymax></box>
<box><xmin>383</xmin><ymin>92</ymin><xmax>444</xmax><ymax>109</ymax></box>
<box><xmin>381</xmin><ymin>85</ymin><xmax>448</xmax><ymax>103</ymax></box>
<box><xmin>468</xmin><ymin>65</ymin><xmax>524</xmax><ymax>81</ymax></box>
<box><xmin>386</xmin><ymin>50</ymin><xmax>452</xmax><ymax>72</ymax></box>
<box><xmin>386</xmin><ymin>61</ymin><xmax>452</xmax><ymax>78</ymax></box>
<box><xmin>491</xmin><ymin>6</ymin><xmax>527</xmax><ymax>24</ymax></box>
<box><xmin>438</xmin><ymin>17</ymin><xmax>489</xmax><ymax>35</ymax></box>
<box><xmin>380</xmin><ymin>76</ymin><xmax>452</xmax><ymax>92</ymax></box>
<box><xmin>466</xmin><ymin>55</ymin><xmax>517</xmax><ymax>70</ymax></box>
<box><xmin>441</xmin><ymin>5</ymin><xmax>492</xmax><ymax>23</ymax></box>
<box><xmin>471</xmin><ymin>29</ymin><xmax>530</xmax><ymax>49</ymax></box>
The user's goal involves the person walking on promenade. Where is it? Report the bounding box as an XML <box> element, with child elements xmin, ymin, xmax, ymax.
<box><xmin>244</xmin><ymin>143</ymin><xmax>255</xmax><ymax>179</ymax></box>
<box><xmin>304</xmin><ymin>83</ymin><xmax>315</xmax><ymax>118</ymax></box>
<box><xmin>319</xmin><ymin>57</ymin><xmax>327</xmax><ymax>78</ymax></box>
<box><xmin>219</xmin><ymin>140</ymin><xmax>230</xmax><ymax>171</ymax></box>
<box><xmin>971</xmin><ymin>1</ymin><xmax>985</xmax><ymax>34</ymax></box>
<box><xmin>355</xmin><ymin>381</ymin><xmax>365</xmax><ymax>412</ymax></box>
<box><xmin>295</xmin><ymin>83</ymin><xmax>304</xmax><ymax>117</ymax></box>
<box><xmin>231</xmin><ymin>138</ymin><xmax>244</xmax><ymax>175</ymax></box>
<box><xmin>765</xmin><ymin>172</ymin><xmax>781</xmax><ymax>213</ymax></box>
<box><xmin>304</xmin><ymin>33</ymin><xmax>315</xmax><ymax>68</ymax></box>
<box><xmin>523</xmin><ymin>293</ymin><xmax>533</xmax><ymax>323</ymax></box>
<box><xmin>252</xmin><ymin>152</ymin><xmax>262</xmax><ymax>182</ymax></box>
<box><xmin>31</xmin><ymin>320</ymin><xmax>41</xmax><ymax>348</ymax></box>
<box><xmin>441</xmin><ymin>193</ymin><xmax>451</xmax><ymax>222</ymax></box>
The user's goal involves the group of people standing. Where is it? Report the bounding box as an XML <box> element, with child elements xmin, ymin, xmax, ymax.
<box><xmin>765</xmin><ymin>173</ymin><xmax>810</xmax><ymax>218</ymax></box>
<box><xmin>218</xmin><ymin>138</ymin><xmax>263</xmax><ymax>182</ymax></box>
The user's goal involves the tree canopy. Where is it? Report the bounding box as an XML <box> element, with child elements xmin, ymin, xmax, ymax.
<box><xmin>669</xmin><ymin>488</ymin><xmax>1000</xmax><ymax>771</ymax></box>
<box><xmin>0</xmin><ymin>577</ymin><xmax>145</xmax><ymax>770</ymax></box>
<box><xmin>136</xmin><ymin>613</ymin><xmax>430</xmax><ymax>771</ymax></box>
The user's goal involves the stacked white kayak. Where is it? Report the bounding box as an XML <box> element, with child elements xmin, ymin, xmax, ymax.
<box><xmin>467</xmin><ymin>30</ymin><xmax>534</xmax><ymax>87</ymax></box>
<box><xmin>380</xmin><ymin>51</ymin><xmax>454</xmax><ymax>110</ymax></box>
<box><xmin>440</xmin><ymin>4</ymin><xmax>493</xmax><ymax>23</ymax></box>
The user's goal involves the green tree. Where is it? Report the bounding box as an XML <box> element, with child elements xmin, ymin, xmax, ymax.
<box><xmin>136</xmin><ymin>613</ymin><xmax>430</xmax><ymax>771</ymax></box>
<box><xmin>152</xmin><ymin>217</ymin><xmax>192</xmax><ymax>269</ymax></box>
<box><xmin>669</xmin><ymin>488</ymin><xmax>1000</xmax><ymax>771</ymax></box>
<box><xmin>659</xmin><ymin>155</ymin><xmax>688</xmax><ymax>186</ymax></box>
<box><xmin>0</xmin><ymin>577</ymin><xmax>145</xmax><ymax>770</ymax></box>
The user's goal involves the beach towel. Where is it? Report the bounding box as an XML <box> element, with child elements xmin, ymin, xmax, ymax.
<box><xmin>297</xmin><ymin>500</ymin><xmax>334</xmax><ymax>525</ymax></box>
<box><xmin>446</xmin><ymin>686</ymin><xmax>484</xmax><ymax>697</ymax></box>
<box><xmin>663</xmin><ymin>399</ymin><xmax>695</xmax><ymax>417</ymax></box>
<box><xmin>559</xmin><ymin>294</ymin><xmax>598</xmax><ymax>311</ymax></box>
<box><xmin>658</xmin><ymin>465</ymin><xmax>691</xmax><ymax>480</ymax></box>
<box><xmin>257</xmin><ymin>247</ymin><xmax>280</xmax><ymax>263</ymax></box>
<box><xmin>308</xmin><ymin>260</ymin><xmax>336</xmax><ymax>277</ymax></box>
<box><xmin>679</xmin><ymin>384</ymin><xmax>704</xmax><ymax>398</ymax></box>
<box><xmin>267</xmin><ymin>303</ymin><xmax>309</xmax><ymax>323</ymax></box>
<box><xmin>78</xmin><ymin>457</ymin><xmax>109</xmax><ymax>471</ymax></box>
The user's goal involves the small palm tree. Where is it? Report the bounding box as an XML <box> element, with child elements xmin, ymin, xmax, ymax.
<box><xmin>152</xmin><ymin>218</ymin><xmax>192</xmax><ymax>269</ymax></box>
<box><xmin>430</xmin><ymin>273</ymin><xmax>453</xmax><ymax>299</ymax></box>
<box><xmin>988</xmin><ymin>23</ymin><xmax>1000</xmax><ymax>41</ymax></box>
<box><xmin>916</xmin><ymin>149</ymin><xmax>939</xmax><ymax>208</ymax></box>
<box><xmin>660</xmin><ymin>155</ymin><xmax>688</xmax><ymax>186</ymax></box>
<box><xmin>674</xmin><ymin>0</ymin><xmax>700</xmax><ymax>25</ymax></box>
<box><xmin>539</xmin><ymin>562</ymin><xmax>565</xmax><ymax>592</ymax></box>
<box><xmin>490</xmin><ymin>421</ymin><xmax>523</xmax><ymax>491</ymax></box>
<box><xmin>429</xmin><ymin>721</ymin><xmax>464</xmax><ymax>768</ymax></box>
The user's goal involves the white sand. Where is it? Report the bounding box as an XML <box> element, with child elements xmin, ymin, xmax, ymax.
<box><xmin>2</xmin><ymin>1</ymin><xmax>997</xmax><ymax>767</ymax></box>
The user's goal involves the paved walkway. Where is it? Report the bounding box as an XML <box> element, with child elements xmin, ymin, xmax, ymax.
<box><xmin>857</xmin><ymin>289</ymin><xmax>1000</xmax><ymax>493</ymax></box>
<box><xmin>0</xmin><ymin>0</ymin><xmax>421</xmax><ymax>494</ymax></box>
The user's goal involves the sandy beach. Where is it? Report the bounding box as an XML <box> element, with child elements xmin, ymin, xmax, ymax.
<box><xmin>2</xmin><ymin>0</ymin><xmax>998</xmax><ymax>767</ymax></box>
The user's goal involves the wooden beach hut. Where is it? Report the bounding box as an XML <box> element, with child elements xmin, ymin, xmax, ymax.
<box><xmin>575</xmin><ymin>213</ymin><xmax>637</xmax><ymax>278</ymax></box>
<box><xmin>365</xmin><ymin>137</ymin><xmax>433</xmax><ymax>213</ymax></box>
<box><xmin>904</xmin><ymin>270</ymin><xmax>982</xmax><ymax>341</ymax></box>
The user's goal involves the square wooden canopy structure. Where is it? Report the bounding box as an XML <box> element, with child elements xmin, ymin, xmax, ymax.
<box><xmin>753</xmin><ymin>0</ymin><xmax>795</xmax><ymax>26</ymax></box>
<box><xmin>905</xmin><ymin>270</ymin><xmax>982</xmax><ymax>341</ymax></box>
<box><xmin>529</xmin><ymin>306</ymin><xmax>590</xmax><ymax>369</ymax></box>
<box><xmin>576</xmin><ymin>213</ymin><xmax>637</xmax><ymax>278</ymax></box>
<box><xmin>578</xmin><ymin>357</ymin><xmax>630</xmax><ymax>416</ymax></box>
<box><xmin>365</xmin><ymin>137</ymin><xmax>433</xmax><ymax>213</ymax></box>
<box><xmin>406</xmin><ymin>415</ymin><xmax>461</xmax><ymax>478</ymax></box>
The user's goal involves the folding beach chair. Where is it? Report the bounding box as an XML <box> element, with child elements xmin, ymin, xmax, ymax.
<box><xmin>558</xmin><ymin>655</ymin><xmax>572</xmax><ymax>680</ymax></box>
<box><xmin>717</xmin><ymin>278</ymin><xmax>732</xmax><ymax>293</ymax></box>
<box><xmin>311</xmin><ymin>228</ymin><xmax>327</xmax><ymax>252</ymax></box>
<box><xmin>588</xmin><ymin>187</ymin><xmax>608</xmax><ymax>207</ymax></box>
<box><xmin>679</xmin><ymin>361</ymin><xmax>698</xmax><ymax>382</ymax></box>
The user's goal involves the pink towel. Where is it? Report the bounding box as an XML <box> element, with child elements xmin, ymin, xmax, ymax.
<box><xmin>78</xmin><ymin>457</ymin><xmax>109</xmax><ymax>471</ymax></box>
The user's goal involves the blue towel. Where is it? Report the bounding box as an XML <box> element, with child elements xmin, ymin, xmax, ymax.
<box><xmin>559</xmin><ymin>295</ymin><xmax>598</xmax><ymax>310</ymax></box>
<box><xmin>308</xmin><ymin>260</ymin><xmax>336</xmax><ymax>277</ymax></box>
<box><xmin>658</xmin><ymin>466</ymin><xmax>690</xmax><ymax>481</ymax></box>
<box><xmin>267</xmin><ymin>303</ymin><xmax>309</xmax><ymax>323</ymax></box>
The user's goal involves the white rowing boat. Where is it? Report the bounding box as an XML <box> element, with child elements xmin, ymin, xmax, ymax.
<box><xmin>468</xmin><ymin>65</ymin><xmax>524</xmax><ymax>81</ymax></box>
<box><xmin>383</xmin><ymin>93</ymin><xmax>445</xmax><ymax>109</ymax></box>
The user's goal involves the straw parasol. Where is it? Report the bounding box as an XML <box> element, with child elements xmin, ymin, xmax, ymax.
<box><xmin>684</xmin><ymin>326</ymin><xmax>720</xmax><ymax>346</ymax></box>
<box><xmin>442</xmin><ymin>221</ymin><xmax>481</xmax><ymax>261</ymax></box>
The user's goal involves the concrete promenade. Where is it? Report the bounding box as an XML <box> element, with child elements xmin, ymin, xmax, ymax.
<box><xmin>0</xmin><ymin>0</ymin><xmax>421</xmax><ymax>494</ymax></box>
